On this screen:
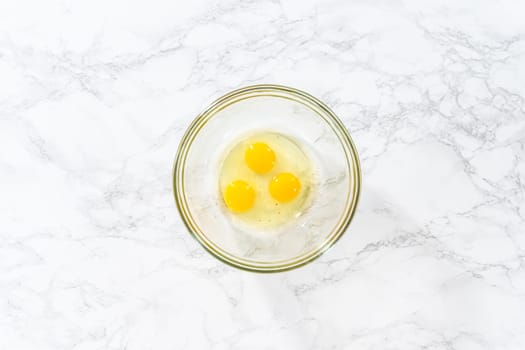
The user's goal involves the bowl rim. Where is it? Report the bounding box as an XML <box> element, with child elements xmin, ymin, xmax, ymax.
<box><xmin>173</xmin><ymin>84</ymin><xmax>361</xmax><ymax>273</ymax></box>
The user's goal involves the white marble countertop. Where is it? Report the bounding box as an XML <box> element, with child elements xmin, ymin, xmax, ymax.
<box><xmin>2</xmin><ymin>0</ymin><xmax>525</xmax><ymax>349</ymax></box>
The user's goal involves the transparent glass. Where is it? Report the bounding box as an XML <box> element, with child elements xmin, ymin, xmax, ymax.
<box><xmin>173</xmin><ymin>85</ymin><xmax>361</xmax><ymax>272</ymax></box>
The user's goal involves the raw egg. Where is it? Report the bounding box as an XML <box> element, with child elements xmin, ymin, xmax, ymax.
<box><xmin>223</xmin><ymin>180</ymin><xmax>255</xmax><ymax>213</ymax></box>
<box><xmin>269</xmin><ymin>172</ymin><xmax>301</xmax><ymax>203</ymax></box>
<box><xmin>219</xmin><ymin>132</ymin><xmax>313</xmax><ymax>227</ymax></box>
<box><xmin>245</xmin><ymin>142</ymin><xmax>275</xmax><ymax>174</ymax></box>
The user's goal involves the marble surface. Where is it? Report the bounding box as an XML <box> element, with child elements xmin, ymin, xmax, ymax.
<box><xmin>1</xmin><ymin>0</ymin><xmax>525</xmax><ymax>349</ymax></box>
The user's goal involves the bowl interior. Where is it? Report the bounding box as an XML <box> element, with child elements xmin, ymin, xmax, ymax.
<box><xmin>174</xmin><ymin>85</ymin><xmax>360</xmax><ymax>272</ymax></box>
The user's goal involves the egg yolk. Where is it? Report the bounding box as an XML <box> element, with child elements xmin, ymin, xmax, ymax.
<box><xmin>245</xmin><ymin>142</ymin><xmax>275</xmax><ymax>174</ymax></box>
<box><xmin>269</xmin><ymin>172</ymin><xmax>301</xmax><ymax>203</ymax></box>
<box><xmin>223</xmin><ymin>180</ymin><xmax>255</xmax><ymax>213</ymax></box>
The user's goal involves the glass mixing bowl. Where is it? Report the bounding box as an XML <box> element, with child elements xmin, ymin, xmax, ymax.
<box><xmin>173</xmin><ymin>85</ymin><xmax>361</xmax><ymax>272</ymax></box>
